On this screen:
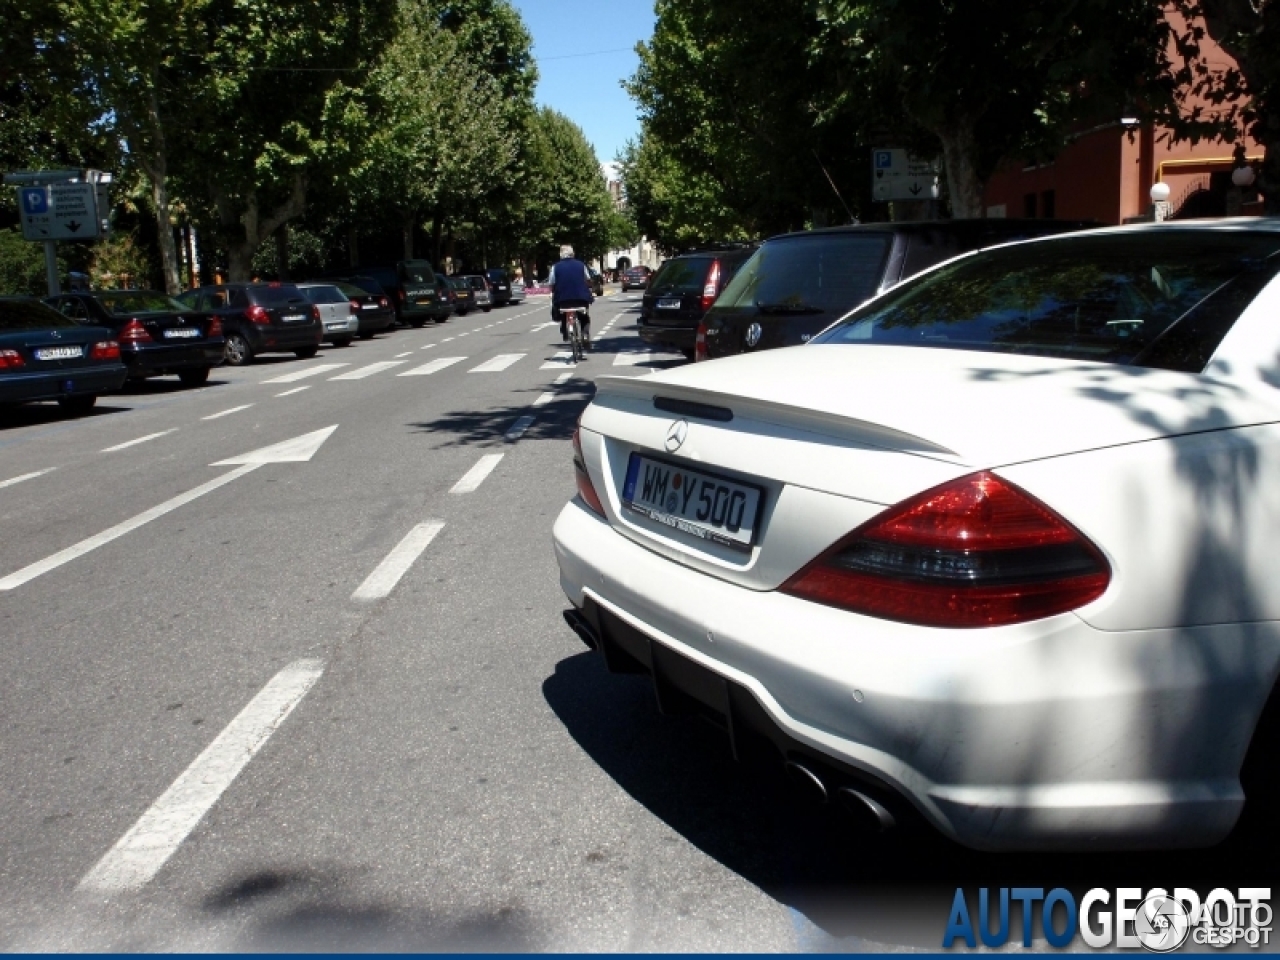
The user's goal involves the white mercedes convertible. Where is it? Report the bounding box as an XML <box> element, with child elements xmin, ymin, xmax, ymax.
<box><xmin>553</xmin><ymin>221</ymin><xmax>1280</xmax><ymax>851</ymax></box>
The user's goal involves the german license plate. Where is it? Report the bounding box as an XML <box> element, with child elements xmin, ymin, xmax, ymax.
<box><xmin>325</xmin><ymin>322</ymin><xmax>346</xmax><ymax>330</ymax></box>
<box><xmin>163</xmin><ymin>328</ymin><xmax>198</xmax><ymax>338</ymax></box>
<box><xmin>361</xmin><ymin>304</ymin><xmax>378</xmax><ymax>310</ymax></box>
<box><xmin>34</xmin><ymin>346</ymin><xmax>83</xmax><ymax>360</ymax></box>
<box><xmin>282</xmin><ymin>314</ymin><xmax>304</xmax><ymax>322</ymax></box>
<box><xmin>622</xmin><ymin>453</ymin><xmax>763</xmax><ymax>551</ymax></box>
<box><xmin>658</xmin><ymin>298</ymin><xmax>681</xmax><ymax>309</ymax></box>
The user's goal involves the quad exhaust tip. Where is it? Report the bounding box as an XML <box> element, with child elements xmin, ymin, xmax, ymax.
<box><xmin>785</xmin><ymin>760</ymin><xmax>897</xmax><ymax>833</ymax></box>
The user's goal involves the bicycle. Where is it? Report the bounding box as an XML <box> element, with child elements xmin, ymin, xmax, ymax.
<box><xmin>563</xmin><ymin>306</ymin><xmax>589</xmax><ymax>363</ymax></box>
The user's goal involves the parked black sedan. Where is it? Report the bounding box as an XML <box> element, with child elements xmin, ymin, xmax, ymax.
<box><xmin>0</xmin><ymin>297</ymin><xmax>127</xmax><ymax>413</ymax></box>
<box><xmin>46</xmin><ymin>290</ymin><xmax>224</xmax><ymax>386</ymax></box>
<box><xmin>331</xmin><ymin>279</ymin><xmax>396</xmax><ymax>339</ymax></box>
<box><xmin>175</xmin><ymin>283</ymin><xmax>321</xmax><ymax>366</ymax></box>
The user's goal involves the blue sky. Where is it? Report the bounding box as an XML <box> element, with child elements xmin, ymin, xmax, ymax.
<box><xmin>511</xmin><ymin>0</ymin><xmax>655</xmax><ymax>172</ymax></box>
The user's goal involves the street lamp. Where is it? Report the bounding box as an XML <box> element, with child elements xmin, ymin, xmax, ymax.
<box><xmin>1232</xmin><ymin>164</ymin><xmax>1256</xmax><ymax>188</ymax></box>
<box><xmin>1150</xmin><ymin>182</ymin><xmax>1171</xmax><ymax>203</ymax></box>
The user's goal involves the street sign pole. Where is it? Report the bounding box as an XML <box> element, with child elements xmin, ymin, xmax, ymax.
<box><xmin>43</xmin><ymin>241</ymin><xmax>59</xmax><ymax>296</ymax></box>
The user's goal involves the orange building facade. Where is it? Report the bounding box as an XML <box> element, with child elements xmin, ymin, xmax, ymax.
<box><xmin>982</xmin><ymin>12</ymin><xmax>1264</xmax><ymax>224</ymax></box>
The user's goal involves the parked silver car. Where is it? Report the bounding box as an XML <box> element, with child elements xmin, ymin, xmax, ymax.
<box><xmin>462</xmin><ymin>275</ymin><xmax>493</xmax><ymax>313</ymax></box>
<box><xmin>297</xmin><ymin>283</ymin><xmax>358</xmax><ymax>347</ymax></box>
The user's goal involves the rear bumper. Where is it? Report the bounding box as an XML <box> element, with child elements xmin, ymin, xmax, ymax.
<box><xmin>0</xmin><ymin>364</ymin><xmax>128</xmax><ymax>403</ymax></box>
<box><xmin>124</xmin><ymin>341</ymin><xmax>224</xmax><ymax>375</ymax></box>
<box><xmin>357</xmin><ymin>311</ymin><xmax>395</xmax><ymax>334</ymax></box>
<box><xmin>321</xmin><ymin>316</ymin><xmax>360</xmax><ymax>341</ymax></box>
<box><xmin>400</xmin><ymin>303</ymin><xmax>452</xmax><ymax>324</ymax></box>
<box><xmin>245</xmin><ymin>324</ymin><xmax>321</xmax><ymax>352</ymax></box>
<box><xmin>552</xmin><ymin>500</ymin><xmax>1275</xmax><ymax>850</ymax></box>
<box><xmin>638</xmin><ymin>322</ymin><xmax>695</xmax><ymax>350</ymax></box>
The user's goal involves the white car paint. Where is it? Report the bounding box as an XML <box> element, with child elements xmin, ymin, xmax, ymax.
<box><xmin>553</xmin><ymin>220</ymin><xmax>1280</xmax><ymax>850</ymax></box>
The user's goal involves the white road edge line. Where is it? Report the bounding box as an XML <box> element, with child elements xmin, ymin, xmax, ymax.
<box><xmin>449</xmin><ymin>453</ymin><xmax>504</xmax><ymax>494</ymax></box>
<box><xmin>202</xmin><ymin>404</ymin><xmax>253</xmax><ymax>421</ymax></box>
<box><xmin>352</xmin><ymin>520</ymin><xmax>445</xmax><ymax>601</ymax></box>
<box><xmin>77</xmin><ymin>658</ymin><xmax>326</xmax><ymax>893</ymax></box>
<box><xmin>0</xmin><ymin>468</ymin><xmax>54</xmax><ymax>490</ymax></box>
<box><xmin>0</xmin><ymin>464</ymin><xmax>260</xmax><ymax>590</ymax></box>
<box><xmin>505</xmin><ymin>415</ymin><xmax>536</xmax><ymax>442</ymax></box>
<box><xmin>101</xmin><ymin>429</ymin><xmax>178</xmax><ymax>453</ymax></box>
<box><xmin>274</xmin><ymin>386</ymin><xmax>311</xmax><ymax>398</ymax></box>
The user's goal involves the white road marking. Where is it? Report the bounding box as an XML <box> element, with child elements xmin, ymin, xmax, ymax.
<box><xmin>540</xmin><ymin>352</ymin><xmax>575</xmax><ymax>369</ymax></box>
<box><xmin>553</xmin><ymin>371</ymin><xmax>573</xmax><ymax>385</ymax></box>
<box><xmin>530</xmin><ymin>322</ymin><xmax>557</xmax><ymax>333</ymax></box>
<box><xmin>395</xmin><ymin>351</ymin><xmax>414</xmax><ymax>358</ymax></box>
<box><xmin>613</xmin><ymin>351</ymin><xmax>654</xmax><ymax>367</ymax></box>
<box><xmin>262</xmin><ymin>363</ymin><xmax>348</xmax><ymax>384</ymax></box>
<box><xmin>329</xmin><ymin>361</ymin><xmax>405</xmax><ymax>380</ymax></box>
<box><xmin>457</xmin><ymin>331</ymin><xmax>470</xmax><ymax>337</ymax></box>
<box><xmin>202</xmin><ymin>404</ymin><xmax>253</xmax><ymax>420</ymax></box>
<box><xmin>449</xmin><ymin>453</ymin><xmax>504</xmax><ymax>494</ymax></box>
<box><xmin>420</xmin><ymin>343</ymin><xmax>436</xmax><ymax>350</ymax></box>
<box><xmin>352</xmin><ymin>520</ymin><xmax>445</xmax><ymax>601</ymax></box>
<box><xmin>469</xmin><ymin>353</ymin><xmax>524</xmax><ymax>373</ymax></box>
<box><xmin>0</xmin><ymin>468</ymin><xmax>54</xmax><ymax>490</ymax></box>
<box><xmin>443</xmin><ymin>337</ymin><xmax>455</xmax><ymax>342</ymax></box>
<box><xmin>533</xmin><ymin>392</ymin><xmax>556</xmax><ymax>407</ymax></box>
<box><xmin>274</xmin><ymin>386</ymin><xmax>311</xmax><ymax>397</ymax></box>
<box><xmin>0</xmin><ymin>464</ymin><xmax>259</xmax><ymax>591</ymax></box>
<box><xmin>505</xmin><ymin>415</ymin><xmax>536</xmax><ymax>441</ymax></box>
<box><xmin>100</xmin><ymin>429</ymin><xmax>176</xmax><ymax>453</ymax></box>
<box><xmin>398</xmin><ymin>356</ymin><xmax>466</xmax><ymax>377</ymax></box>
<box><xmin>212</xmin><ymin>424</ymin><xmax>338</xmax><ymax>465</ymax></box>
<box><xmin>77</xmin><ymin>659</ymin><xmax>326</xmax><ymax>892</ymax></box>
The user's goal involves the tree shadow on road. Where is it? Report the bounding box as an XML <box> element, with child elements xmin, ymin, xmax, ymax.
<box><xmin>406</xmin><ymin>382</ymin><xmax>595</xmax><ymax>448</ymax></box>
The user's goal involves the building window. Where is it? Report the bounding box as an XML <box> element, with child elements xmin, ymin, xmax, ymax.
<box><xmin>1041</xmin><ymin>190</ymin><xmax>1056</xmax><ymax>219</ymax></box>
<box><xmin>1024</xmin><ymin>193</ymin><xmax>1038</xmax><ymax>218</ymax></box>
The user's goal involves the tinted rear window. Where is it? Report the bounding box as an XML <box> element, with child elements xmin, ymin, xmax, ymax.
<box><xmin>399</xmin><ymin>260</ymin><xmax>437</xmax><ymax>284</ymax></box>
<box><xmin>486</xmin><ymin>269</ymin><xmax>508</xmax><ymax>282</ymax></box>
<box><xmin>300</xmin><ymin>285</ymin><xmax>348</xmax><ymax>304</ymax></box>
<box><xmin>98</xmin><ymin>292</ymin><xmax>190</xmax><ymax>315</ymax></box>
<box><xmin>813</xmin><ymin>232</ymin><xmax>1280</xmax><ymax>373</ymax></box>
<box><xmin>650</xmin><ymin>257</ymin><xmax>714</xmax><ymax>295</ymax></box>
<box><xmin>0</xmin><ymin>299</ymin><xmax>78</xmax><ymax>330</ymax></box>
<box><xmin>717</xmin><ymin>233</ymin><xmax>891</xmax><ymax>315</ymax></box>
<box><xmin>248</xmin><ymin>285</ymin><xmax>305</xmax><ymax>306</ymax></box>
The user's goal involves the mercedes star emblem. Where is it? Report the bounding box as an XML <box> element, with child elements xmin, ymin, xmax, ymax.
<box><xmin>665</xmin><ymin>419</ymin><xmax>688</xmax><ymax>452</ymax></box>
<box><xmin>745</xmin><ymin>322</ymin><xmax>763</xmax><ymax>348</ymax></box>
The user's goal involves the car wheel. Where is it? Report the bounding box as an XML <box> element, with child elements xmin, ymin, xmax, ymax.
<box><xmin>178</xmin><ymin>366</ymin><xmax>211</xmax><ymax>387</ymax></box>
<box><xmin>359</xmin><ymin>331</ymin><xmax>375</xmax><ymax>340</ymax></box>
<box><xmin>57</xmin><ymin>394</ymin><xmax>97</xmax><ymax>414</ymax></box>
<box><xmin>294</xmin><ymin>346</ymin><xmax>319</xmax><ymax>359</ymax></box>
<box><xmin>483</xmin><ymin>306</ymin><xmax>492</xmax><ymax>313</ymax></box>
<box><xmin>681</xmin><ymin>348</ymin><xmax>696</xmax><ymax>362</ymax></box>
<box><xmin>410</xmin><ymin>320</ymin><xmax>426</xmax><ymax>328</ymax></box>
<box><xmin>332</xmin><ymin>337</ymin><xmax>353</xmax><ymax>348</ymax></box>
<box><xmin>223</xmin><ymin>332</ymin><xmax>252</xmax><ymax>366</ymax></box>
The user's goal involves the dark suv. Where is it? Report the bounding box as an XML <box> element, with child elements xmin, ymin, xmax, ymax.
<box><xmin>699</xmin><ymin>220</ymin><xmax>1094</xmax><ymax>361</ymax></box>
<box><xmin>621</xmin><ymin>266</ymin><xmax>651</xmax><ymax>291</ymax></box>
<box><xmin>176</xmin><ymin>283</ymin><xmax>321</xmax><ymax>366</ymax></box>
<box><xmin>485</xmin><ymin>268</ymin><xmax>513</xmax><ymax>306</ymax></box>
<box><xmin>638</xmin><ymin>246</ymin><xmax>757</xmax><ymax>359</ymax></box>
<box><xmin>352</xmin><ymin>260</ymin><xmax>453</xmax><ymax>326</ymax></box>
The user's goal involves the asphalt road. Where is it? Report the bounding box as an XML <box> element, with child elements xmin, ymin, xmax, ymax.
<box><xmin>0</xmin><ymin>290</ymin><xmax>1272</xmax><ymax>951</ymax></box>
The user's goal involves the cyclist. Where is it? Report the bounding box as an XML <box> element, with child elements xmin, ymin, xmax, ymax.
<box><xmin>548</xmin><ymin>244</ymin><xmax>593</xmax><ymax>347</ymax></box>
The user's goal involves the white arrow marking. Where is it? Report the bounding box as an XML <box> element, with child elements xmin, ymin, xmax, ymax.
<box><xmin>78</xmin><ymin>658</ymin><xmax>326</xmax><ymax>892</ymax></box>
<box><xmin>211</xmin><ymin>424</ymin><xmax>338</xmax><ymax>465</ymax></box>
<box><xmin>0</xmin><ymin>426</ymin><xmax>338</xmax><ymax>590</ymax></box>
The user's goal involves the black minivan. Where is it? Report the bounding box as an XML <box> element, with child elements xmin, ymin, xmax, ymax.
<box><xmin>699</xmin><ymin>220</ymin><xmax>1093</xmax><ymax>361</ymax></box>
<box><xmin>639</xmin><ymin>245</ymin><xmax>757</xmax><ymax>359</ymax></box>
<box><xmin>353</xmin><ymin>260</ymin><xmax>453</xmax><ymax>326</ymax></box>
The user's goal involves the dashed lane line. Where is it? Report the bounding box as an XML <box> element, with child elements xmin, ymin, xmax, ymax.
<box><xmin>352</xmin><ymin>520</ymin><xmax>446</xmax><ymax>601</ymax></box>
<box><xmin>554</xmin><ymin>371</ymin><xmax>573</xmax><ymax>385</ymax></box>
<box><xmin>505</xmin><ymin>415</ymin><xmax>536</xmax><ymax>442</ymax></box>
<box><xmin>77</xmin><ymin>658</ymin><xmax>326</xmax><ymax>892</ymax></box>
<box><xmin>274</xmin><ymin>386</ymin><xmax>311</xmax><ymax>398</ymax></box>
<box><xmin>449</xmin><ymin>453</ymin><xmax>504</xmax><ymax>494</ymax></box>
<box><xmin>398</xmin><ymin>357</ymin><xmax>466</xmax><ymax>377</ymax></box>
<box><xmin>613</xmin><ymin>351</ymin><xmax>654</xmax><ymax>367</ymax></box>
<box><xmin>395</xmin><ymin>351</ymin><xmax>414</xmax><ymax>358</ymax></box>
<box><xmin>469</xmin><ymin>354</ymin><xmax>524</xmax><ymax>373</ymax></box>
<box><xmin>0</xmin><ymin>468</ymin><xmax>54</xmax><ymax>490</ymax></box>
<box><xmin>329</xmin><ymin>361</ymin><xmax>406</xmax><ymax>380</ymax></box>
<box><xmin>202</xmin><ymin>404</ymin><xmax>254</xmax><ymax>420</ymax></box>
<box><xmin>262</xmin><ymin>363</ymin><xmax>348</xmax><ymax>384</ymax></box>
<box><xmin>101</xmin><ymin>429</ymin><xmax>177</xmax><ymax>453</ymax></box>
<box><xmin>540</xmin><ymin>352</ymin><xmax>575</xmax><ymax>370</ymax></box>
<box><xmin>533</xmin><ymin>392</ymin><xmax>556</xmax><ymax>407</ymax></box>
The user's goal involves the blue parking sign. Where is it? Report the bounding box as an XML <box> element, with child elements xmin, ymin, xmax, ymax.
<box><xmin>874</xmin><ymin>150</ymin><xmax>894</xmax><ymax>170</ymax></box>
<box><xmin>20</xmin><ymin>188</ymin><xmax>48</xmax><ymax>214</ymax></box>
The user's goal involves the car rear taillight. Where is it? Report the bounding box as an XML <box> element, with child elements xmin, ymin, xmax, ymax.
<box><xmin>0</xmin><ymin>349</ymin><xmax>25</xmax><ymax>369</ymax></box>
<box><xmin>310</xmin><ymin>305</ymin><xmax>321</xmax><ymax>321</ymax></box>
<box><xmin>572</xmin><ymin>422</ymin><xmax>605</xmax><ymax>517</ymax></box>
<box><xmin>90</xmin><ymin>340</ymin><xmax>120</xmax><ymax>360</ymax></box>
<box><xmin>781</xmin><ymin>471</ymin><xmax>1110</xmax><ymax>628</ymax></box>
<box><xmin>379</xmin><ymin>296</ymin><xmax>389</xmax><ymax>308</ymax></box>
<box><xmin>119</xmin><ymin>318</ymin><xmax>152</xmax><ymax>342</ymax></box>
<box><xmin>246</xmin><ymin>305</ymin><xmax>270</xmax><ymax>325</ymax></box>
<box><xmin>700</xmin><ymin>259</ymin><xmax>721</xmax><ymax>312</ymax></box>
<box><xmin>694</xmin><ymin>321</ymin><xmax>708</xmax><ymax>362</ymax></box>
<box><xmin>207</xmin><ymin>317</ymin><xmax>223</xmax><ymax>337</ymax></box>
<box><xmin>350</xmin><ymin>300</ymin><xmax>361</xmax><ymax>314</ymax></box>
